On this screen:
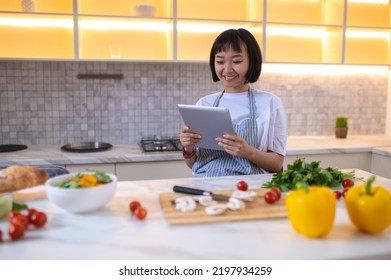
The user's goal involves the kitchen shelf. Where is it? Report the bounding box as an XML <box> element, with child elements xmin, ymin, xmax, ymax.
<box><xmin>0</xmin><ymin>0</ymin><xmax>72</xmax><ymax>13</ymax></box>
<box><xmin>347</xmin><ymin>0</ymin><xmax>391</xmax><ymax>28</ymax></box>
<box><xmin>177</xmin><ymin>0</ymin><xmax>263</xmax><ymax>22</ymax></box>
<box><xmin>177</xmin><ymin>20</ymin><xmax>263</xmax><ymax>61</ymax></box>
<box><xmin>78</xmin><ymin>17</ymin><xmax>174</xmax><ymax>60</ymax></box>
<box><xmin>0</xmin><ymin>13</ymin><xmax>74</xmax><ymax>59</ymax></box>
<box><xmin>265</xmin><ymin>24</ymin><xmax>343</xmax><ymax>64</ymax></box>
<box><xmin>0</xmin><ymin>0</ymin><xmax>390</xmax><ymax>65</ymax></box>
<box><xmin>267</xmin><ymin>0</ymin><xmax>344</xmax><ymax>25</ymax></box>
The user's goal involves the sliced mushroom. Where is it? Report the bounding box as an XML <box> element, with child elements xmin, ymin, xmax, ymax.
<box><xmin>226</xmin><ymin>197</ymin><xmax>246</xmax><ymax>211</ymax></box>
<box><xmin>194</xmin><ymin>195</ymin><xmax>218</xmax><ymax>206</ymax></box>
<box><xmin>231</xmin><ymin>190</ymin><xmax>257</xmax><ymax>201</ymax></box>
<box><xmin>205</xmin><ymin>204</ymin><xmax>227</xmax><ymax>215</ymax></box>
<box><xmin>175</xmin><ymin>196</ymin><xmax>196</xmax><ymax>212</ymax></box>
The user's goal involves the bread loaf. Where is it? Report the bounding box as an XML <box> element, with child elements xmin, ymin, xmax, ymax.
<box><xmin>0</xmin><ymin>165</ymin><xmax>49</xmax><ymax>193</ymax></box>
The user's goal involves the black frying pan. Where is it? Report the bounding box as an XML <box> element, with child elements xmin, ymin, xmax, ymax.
<box><xmin>60</xmin><ymin>142</ymin><xmax>112</xmax><ymax>153</ymax></box>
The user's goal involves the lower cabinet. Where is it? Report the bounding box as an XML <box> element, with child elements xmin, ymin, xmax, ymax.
<box><xmin>116</xmin><ymin>161</ymin><xmax>192</xmax><ymax>181</ymax></box>
<box><xmin>64</xmin><ymin>163</ymin><xmax>115</xmax><ymax>174</ymax></box>
<box><xmin>62</xmin><ymin>151</ymin><xmax>386</xmax><ymax>181</ymax></box>
<box><xmin>371</xmin><ymin>154</ymin><xmax>391</xmax><ymax>179</ymax></box>
<box><xmin>64</xmin><ymin>161</ymin><xmax>192</xmax><ymax>181</ymax></box>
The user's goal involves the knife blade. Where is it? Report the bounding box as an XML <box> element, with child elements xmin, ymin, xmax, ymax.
<box><xmin>173</xmin><ymin>185</ymin><xmax>231</xmax><ymax>202</ymax></box>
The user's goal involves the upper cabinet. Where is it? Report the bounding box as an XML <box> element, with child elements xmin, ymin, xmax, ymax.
<box><xmin>0</xmin><ymin>0</ymin><xmax>390</xmax><ymax>65</ymax></box>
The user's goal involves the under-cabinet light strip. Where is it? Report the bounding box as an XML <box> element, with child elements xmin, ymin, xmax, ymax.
<box><xmin>266</xmin><ymin>27</ymin><xmax>327</xmax><ymax>38</ymax></box>
<box><xmin>0</xmin><ymin>17</ymin><xmax>73</xmax><ymax>28</ymax></box>
<box><xmin>348</xmin><ymin>0</ymin><xmax>389</xmax><ymax>4</ymax></box>
<box><xmin>263</xmin><ymin>64</ymin><xmax>389</xmax><ymax>76</ymax></box>
<box><xmin>346</xmin><ymin>30</ymin><xmax>390</xmax><ymax>39</ymax></box>
<box><xmin>0</xmin><ymin>18</ymin><xmax>389</xmax><ymax>41</ymax></box>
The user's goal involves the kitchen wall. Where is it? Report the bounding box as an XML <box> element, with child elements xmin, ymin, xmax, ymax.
<box><xmin>0</xmin><ymin>60</ymin><xmax>388</xmax><ymax>145</ymax></box>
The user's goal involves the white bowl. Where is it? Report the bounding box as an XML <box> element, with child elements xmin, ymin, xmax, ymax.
<box><xmin>132</xmin><ymin>5</ymin><xmax>156</xmax><ymax>17</ymax></box>
<box><xmin>45</xmin><ymin>172</ymin><xmax>117</xmax><ymax>213</ymax></box>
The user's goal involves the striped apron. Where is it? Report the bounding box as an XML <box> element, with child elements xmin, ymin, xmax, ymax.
<box><xmin>192</xmin><ymin>87</ymin><xmax>264</xmax><ymax>177</ymax></box>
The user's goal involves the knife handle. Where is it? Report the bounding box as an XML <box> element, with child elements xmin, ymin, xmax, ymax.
<box><xmin>173</xmin><ymin>185</ymin><xmax>211</xmax><ymax>196</ymax></box>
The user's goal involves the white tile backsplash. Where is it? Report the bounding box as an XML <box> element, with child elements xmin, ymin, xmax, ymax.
<box><xmin>0</xmin><ymin>61</ymin><xmax>388</xmax><ymax>145</ymax></box>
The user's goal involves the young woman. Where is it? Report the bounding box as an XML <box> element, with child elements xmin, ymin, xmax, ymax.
<box><xmin>179</xmin><ymin>28</ymin><xmax>287</xmax><ymax>177</ymax></box>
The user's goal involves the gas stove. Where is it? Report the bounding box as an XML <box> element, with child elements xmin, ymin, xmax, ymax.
<box><xmin>140</xmin><ymin>137</ymin><xmax>182</xmax><ymax>152</ymax></box>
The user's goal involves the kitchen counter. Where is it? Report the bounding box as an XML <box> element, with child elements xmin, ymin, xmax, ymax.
<box><xmin>1</xmin><ymin>169</ymin><xmax>391</xmax><ymax>260</ymax></box>
<box><xmin>1</xmin><ymin>135</ymin><xmax>391</xmax><ymax>166</ymax></box>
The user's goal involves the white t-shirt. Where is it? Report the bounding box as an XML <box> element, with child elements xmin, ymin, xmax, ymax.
<box><xmin>195</xmin><ymin>88</ymin><xmax>287</xmax><ymax>156</ymax></box>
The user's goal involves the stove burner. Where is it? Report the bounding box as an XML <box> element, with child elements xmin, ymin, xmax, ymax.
<box><xmin>140</xmin><ymin>137</ymin><xmax>182</xmax><ymax>152</ymax></box>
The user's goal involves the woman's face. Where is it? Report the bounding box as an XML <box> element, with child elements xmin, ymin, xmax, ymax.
<box><xmin>214</xmin><ymin>44</ymin><xmax>249</xmax><ymax>93</ymax></box>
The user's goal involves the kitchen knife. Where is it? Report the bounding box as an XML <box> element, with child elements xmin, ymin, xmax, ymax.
<box><xmin>173</xmin><ymin>185</ymin><xmax>231</xmax><ymax>201</ymax></box>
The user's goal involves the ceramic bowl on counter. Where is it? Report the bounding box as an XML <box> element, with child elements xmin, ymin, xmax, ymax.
<box><xmin>45</xmin><ymin>172</ymin><xmax>117</xmax><ymax>213</ymax></box>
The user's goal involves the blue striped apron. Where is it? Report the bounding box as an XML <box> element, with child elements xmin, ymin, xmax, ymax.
<box><xmin>192</xmin><ymin>88</ymin><xmax>264</xmax><ymax>177</ymax></box>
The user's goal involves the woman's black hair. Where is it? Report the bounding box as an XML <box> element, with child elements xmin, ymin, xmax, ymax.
<box><xmin>209</xmin><ymin>28</ymin><xmax>262</xmax><ymax>83</ymax></box>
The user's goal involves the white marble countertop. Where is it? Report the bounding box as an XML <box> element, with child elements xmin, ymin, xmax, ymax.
<box><xmin>1</xmin><ymin>169</ymin><xmax>391</xmax><ymax>260</ymax></box>
<box><xmin>1</xmin><ymin>135</ymin><xmax>391</xmax><ymax>166</ymax></box>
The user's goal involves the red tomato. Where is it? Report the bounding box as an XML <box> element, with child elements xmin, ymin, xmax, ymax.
<box><xmin>30</xmin><ymin>211</ymin><xmax>47</xmax><ymax>228</ymax></box>
<box><xmin>334</xmin><ymin>190</ymin><xmax>342</xmax><ymax>200</ymax></box>
<box><xmin>237</xmin><ymin>180</ymin><xmax>248</xmax><ymax>191</ymax></box>
<box><xmin>264</xmin><ymin>191</ymin><xmax>278</xmax><ymax>204</ymax></box>
<box><xmin>270</xmin><ymin>187</ymin><xmax>282</xmax><ymax>200</ymax></box>
<box><xmin>27</xmin><ymin>208</ymin><xmax>38</xmax><ymax>224</ymax></box>
<box><xmin>129</xmin><ymin>201</ymin><xmax>142</xmax><ymax>214</ymax></box>
<box><xmin>8</xmin><ymin>211</ymin><xmax>29</xmax><ymax>230</ymax></box>
<box><xmin>8</xmin><ymin>221</ymin><xmax>25</xmax><ymax>240</ymax></box>
<box><xmin>342</xmin><ymin>178</ymin><xmax>354</xmax><ymax>188</ymax></box>
<box><xmin>134</xmin><ymin>207</ymin><xmax>147</xmax><ymax>220</ymax></box>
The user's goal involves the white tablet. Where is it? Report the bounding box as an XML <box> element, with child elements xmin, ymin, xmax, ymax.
<box><xmin>178</xmin><ymin>104</ymin><xmax>235</xmax><ymax>151</ymax></box>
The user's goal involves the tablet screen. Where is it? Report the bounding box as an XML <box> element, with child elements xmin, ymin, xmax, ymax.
<box><xmin>178</xmin><ymin>104</ymin><xmax>235</xmax><ymax>151</ymax></box>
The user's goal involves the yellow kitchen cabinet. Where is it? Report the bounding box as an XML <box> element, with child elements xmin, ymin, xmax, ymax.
<box><xmin>177</xmin><ymin>0</ymin><xmax>263</xmax><ymax>21</ymax></box>
<box><xmin>267</xmin><ymin>0</ymin><xmax>344</xmax><ymax>25</ymax></box>
<box><xmin>345</xmin><ymin>0</ymin><xmax>391</xmax><ymax>65</ymax></box>
<box><xmin>177</xmin><ymin>20</ymin><xmax>263</xmax><ymax>61</ymax></box>
<box><xmin>0</xmin><ymin>0</ymin><xmax>390</xmax><ymax>65</ymax></box>
<box><xmin>78</xmin><ymin>17</ymin><xmax>174</xmax><ymax>60</ymax></box>
<box><xmin>0</xmin><ymin>0</ymin><xmax>72</xmax><ymax>13</ymax></box>
<box><xmin>265</xmin><ymin>24</ymin><xmax>343</xmax><ymax>64</ymax></box>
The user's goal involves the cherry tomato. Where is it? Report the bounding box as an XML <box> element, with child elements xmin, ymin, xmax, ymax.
<box><xmin>264</xmin><ymin>191</ymin><xmax>278</xmax><ymax>204</ymax></box>
<box><xmin>334</xmin><ymin>190</ymin><xmax>342</xmax><ymax>200</ymax></box>
<box><xmin>30</xmin><ymin>211</ymin><xmax>47</xmax><ymax>228</ymax></box>
<box><xmin>237</xmin><ymin>180</ymin><xmax>248</xmax><ymax>191</ymax></box>
<box><xmin>27</xmin><ymin>208</ymin><xmax>38</xmax><ymax>224</ymax></box>
<box><xmin>8</xmin><ymin>221</ymin><xmax>25</xmax><ymax>240</ymax></box>
<box><xmin>129</xmin><ymin>201</ymin><xmax>142</xmax><ymax>214</ymax></box>
<box><xmin>270</xmin><ymin>187</ymin><xmax>282</xmax><ymax>200</ymax></box>
<box><xmin>342</xmin><ymin>178</ymin><xmax>354</xmax><ymax>188</ymax></box>
<box><xmin>134</xmin><ymin>207</ymin><xmax>147</xmax><ymax>220</ymax></box>
<box><xmin>8</xmin><ymin>211</ymin><xmax>29</xmax><ymax>230</ymax></box>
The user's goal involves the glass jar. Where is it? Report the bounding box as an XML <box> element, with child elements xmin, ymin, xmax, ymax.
<box><xmin>0</xmin><ymin>192</ymin><xmax>13</xmax><ymax>220</ymax></box>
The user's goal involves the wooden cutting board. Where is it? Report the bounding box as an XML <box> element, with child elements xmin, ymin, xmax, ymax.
<box><xmin>159</xmin><ymin>188</ymin><xmax>288</xmax><ymax>225</ymax></box>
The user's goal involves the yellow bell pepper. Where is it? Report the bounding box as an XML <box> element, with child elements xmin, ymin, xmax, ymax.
<box><xmin>344</xmin><ymin>176</ymin><xmax>391</xmax><ymax>234</ymax></box>
<box><xmin>286</xmin><ymin>184</ymin><xmax>336</xmax><ymax>238</ymax></box>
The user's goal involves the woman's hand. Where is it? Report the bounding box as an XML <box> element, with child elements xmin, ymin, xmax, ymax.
<box><xmin>216</xmin><ymin>134</ymin><xmax>251</xmax><ymax>157</ymax></box>
<box><xmin>179</xmin><ymin>126</ymin><xmax>201</xmax><ymax>151</ymax></box>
